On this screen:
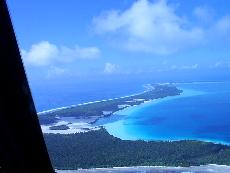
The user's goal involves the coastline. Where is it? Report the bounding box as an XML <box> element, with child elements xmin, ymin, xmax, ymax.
<box><xmin>43</xmin><ymin>81</ymin><xmax>230</xmax><ymax>169</ymax></box>
<box><xmin>38</xmin><ymin>89</ymin><xmax>149</xmax><ymax>115</ymax></box>
<box><xmin>39</xmin><ymin>88</ymin><xmax>150</xmax><ymax>134</ymax></box>
<box><xmin>110</xmin><ymin>87</ymin><xmax>205</xmax><ymax>117</ymax></box>
<box><xmin>99</xmin><ymin>87</ymin><xmax>230</xmax><ymax>146</ymax></box>
<box><xmin>45</xmin><ymin>127</ymin><xmax>230</xmax><ymax>170</ymax></box>
<box><xmin>39</xmin><ymin>87</ymin><xmax>149</xmax><ymax>133</ymax></box>
<box><xmin>40</xmin><ymin>83</ymin><xmax>230</xmax><ymax>146</ymax></box>
<box><xmin>99</xmin><ymin>88</ymin><xmax>203</xmax><ymax>137</ymax></box>
<box><xmin>40</xmin><ymin>84</ymin><xmax>182</xmax><ymax>134</ymax></box>
<box><xmin>38</xmin><ymin>81</ymin><xmax>220</xmax><ymax>115</ymax></box>
<box><xmin>56</xmin><ymin>164</ymin><xmax>230</xmax><ymax>173</ymax></box>
<box><xmin>172</xmin><ymin>81</ymin><xmax>230</xmax><ymax>85</ymax></box>
<box><xmin>41</xmin><ymin>87</ymin><xmax>214</xmax><ymax>143</ymax></box>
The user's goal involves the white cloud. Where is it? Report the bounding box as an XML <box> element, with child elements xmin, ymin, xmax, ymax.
<box><xmin>104</xmin><ymin>63</ymin><xmax>120</xmax><ymax>74</ymax></box>
<box><xmin>21</xmin><ymin>41</ymin><xmax>100</xmax><ymax>66</ymax></box>
<box><xmin>93</xmin><ymin>0</ymin><xmax>205</xmax><ymax>55</ymax></box>
<box><xmin>21</xmin><ymin>41</ymin><xmax>58</xmax><ymax>66</ymax></box>
<box><xmin>93</xmin><ymin>0</ymin><xmax>230</xmax><ymax>55</ymax></box>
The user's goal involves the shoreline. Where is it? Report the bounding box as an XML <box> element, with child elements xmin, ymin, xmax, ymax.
<box><xmin>38</xmin><ymin>81</ymin><xmax>230</xmax><ymax>115</ymax></box>
<box><xmin>38</xmin><ymin>90</ymin><xmax>149</xmax><ymax>115</ymax></box>
<box><xmin>99</xmin><ymin>88</ymin><xmax>230</xmax><ymax>146</ymax></box>
<box><xmin>39</xmin><ymin>84</ymin><xmax>158</xmax><ymax>134</ymax></box>
<box><xmin>40</xmin><ymin>83</ymin><xmax>230</xmax><ymax>146</ymax></box>
<box><xmin>40</xmin><ymin>84</ymin><xmax>182</xmax><ymax>134</ymax></box>
<box><xmin>56</xmin><ymin>164</ymin><xmax>230</xmax><ymax>172</ymax></box>
<box><xmin>45</xmin><ymin>127</ymin><xmax>230</xmax><ymax>170</ymax></box>
<box><xmin>172</xmin><ymin>81</ymin><xmax>230</xmax><ymax>85</ymax></box>
<box><xmin>112</xmin><ymin>87</ymin><xmax>206</xmax><ymax>117</ymax></box>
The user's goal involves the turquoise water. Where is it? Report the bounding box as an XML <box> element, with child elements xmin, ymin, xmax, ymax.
<box><xmin>98</xmin><ymin>82</ymin><xmax>230</xmax><ymax>144</ymax></box>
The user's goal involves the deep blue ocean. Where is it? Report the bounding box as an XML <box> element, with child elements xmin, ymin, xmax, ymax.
<box><xmin>96</xmin><ymin>82</ymin><xmax>230</xmax><ymax>144</ymax></box>
<box><xmin>31</xmin><ymin>79</ymin><xmax>145</xmax><ymax>112</ymax></box>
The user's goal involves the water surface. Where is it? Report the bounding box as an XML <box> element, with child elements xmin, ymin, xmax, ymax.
<box><xmin>99</xmin><ymin>82</ymin><xmax>230</xmax><ymax>144</ymax></box>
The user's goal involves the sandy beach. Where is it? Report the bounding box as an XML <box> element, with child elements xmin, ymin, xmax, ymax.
<box><xmin>39</xmin><ymin>85</ymin><xmax>164</xmax><ymax>134</ymax></box>
<box><xmin>56</xmin><ymin>164</ymin><xmax>230</xmax><ymax>173</ymax></box>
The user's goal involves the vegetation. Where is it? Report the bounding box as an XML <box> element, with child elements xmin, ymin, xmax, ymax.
<box><xmin>44</xmin><ymin>128</ymin><xmax>230</xmax><ymax>170</ymax></box>
<box><xmin>39</xmin><ymin>116</ymin><xmax>60</xmax><ymax>125</ymax></box>
<box><xmin>49</xmin><ymin>125</ymin><xmax>70</xmax><ymax>130</ymax></box>
<box><xmin>39</xmin><ymin>84</ymin><xmax>182</xmax><ymax>125</ymax></box>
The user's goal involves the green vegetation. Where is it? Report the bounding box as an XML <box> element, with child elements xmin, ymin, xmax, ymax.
<box><xmin>44</xmin><ymin>128</ymin><xmax>230</xmax><ymax>170</ymax></box>
<box><xmin>39</xmin><ymin>84</ymin><xmax>182</xmax><ymax>125</ymax></box>
<box><xmin>49</xmin><ymin>125</ymin><xmax>70</xmax><ymax>130</ymax></box>
<box><xmin>41</xmin><ymin>84</ymin><xmax>230</xmax><ymax>169</ymax></box>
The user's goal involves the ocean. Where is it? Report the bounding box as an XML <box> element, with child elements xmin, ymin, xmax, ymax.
<box><xmin>31</xmin><ymin>78</ymin><xmax>145</xmax><ymax>112</ymax></box>
<box><xmin>31</xmin><ymin>78</ymin><xmax>230</xmax><ymax>144</ymax></box>
<box><xmin>96</xmin><ymin>82</ymin><xmax>230</xmax><ymax>144</ymax></box>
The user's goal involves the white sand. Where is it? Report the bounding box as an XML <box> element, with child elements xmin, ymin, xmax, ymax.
<box><xmin>117</xmin><ymin>104</ymin><xmax>130</xmax><ymax>109</ymax></box>
<box><xmin>41</xmin><ymin>123</ymin><xmax>101</xmax><ymax>134</ymax></box>
<box><xmin>56</xmin><ymin>164</ymin><xmax>230</xmax><ymax>173</ymax></box>
<box><xmin>102</xmin><ymin>111</ymin><xmax>113</xmax><ymax>115</ymax></box>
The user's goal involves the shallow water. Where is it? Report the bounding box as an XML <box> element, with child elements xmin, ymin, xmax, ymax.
<box><xmin>99</xmin><ymin>82</ymin><xmax>230</xmax><ymax>144</ymax></box>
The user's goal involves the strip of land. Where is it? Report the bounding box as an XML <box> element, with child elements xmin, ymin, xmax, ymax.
<box><xmin>39</xmin><ymin>84</ymin><xmax>182</xmax><ymax>133</ymax></box>
<box><xmin>44</xmin><ymin>128</ymin><xmax>230</xmax><ymax>170</ymax></box>
<box><xmin>40</xmin><ymin>84</ymin><xmax>230</xmax><ymax>169</ymax></box>
<box><xmin>56</xmin><ymin>165</ymin><xmax>230</xmax><ymax>173</ymax></box>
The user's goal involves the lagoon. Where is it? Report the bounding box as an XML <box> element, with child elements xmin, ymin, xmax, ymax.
<box><xmin>99</xmin><ymin>82</ymin><xmax>230</xmax><ymax>144</ymax></box>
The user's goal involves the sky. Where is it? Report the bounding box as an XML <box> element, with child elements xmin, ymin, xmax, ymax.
<box><xmin>7</xmin><ymin>0</ymin><xmax>230</xmax><ymax>83</ymax></box>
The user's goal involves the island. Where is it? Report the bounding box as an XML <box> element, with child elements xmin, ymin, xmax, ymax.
<box><xmin>38</xmin><ymin>84</ymin><xmax>230</xmax><ymax>170</ymax></box>
<box><xmin>39</xmin><ymin>84</ymin><xmax>182</xmax><ymax>133</ymax></box>
<box><xmin>44</xmin><ymin>128</ymin><xmax>230</xmax><ymax>170</ymax></box>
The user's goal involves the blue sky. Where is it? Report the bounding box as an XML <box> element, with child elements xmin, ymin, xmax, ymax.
<box><xmin>7</xmin><ymin>0</ymin><xmax>230</xmax><ymax>82</ymax></box>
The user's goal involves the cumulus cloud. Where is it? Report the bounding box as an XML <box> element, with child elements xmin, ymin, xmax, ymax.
<box><xmin>93</xmin><ymin>0</ymin><xmax>230</xmax><ymax>55</ymax></box>
<box><xmin>104</xmin><ymin>63</ymin><xmax>120</xmax><ymax>74</ymax></box>
<box><xmin>21</xmin><ymin>41</ymin><xmax>100</xmax><ymax>66</ymax></box>
<box><xmin>93</xmin><ymin>0</ymin><xmax>205</xmax><ymax>54</ymax></box>
<box><xmin>21</xmin><ymin>41</ymin><xmax>58</xmax><ymax>66</ymax></box>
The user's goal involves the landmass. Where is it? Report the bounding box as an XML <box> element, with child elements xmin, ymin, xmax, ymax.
<box><xmin>49</xmin><ymin>125</ymin><xmax>70</xmax><ymax>130</ymax></box>
<box><xmin>55</xmin><ymin>165</ymin><xmax>230</xmax><ymax>173</ymax></box>
<box><xmin>39</xmin><ymin>84</ymin><xmax>182</xmax><ymax>133</ymax></box>
<box><xmin>40</xmin><ymin>84</ymin><xmax>230</xmax><ymax>170</ymax></box>
<box><xmin>44</xmin><ymin>128</ymin><xmax>230</xmax><ymax>170</ymax></box>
